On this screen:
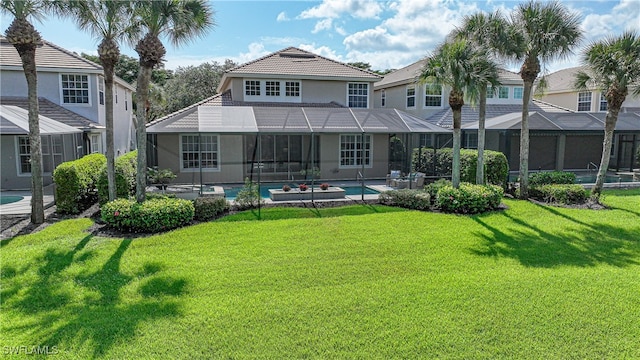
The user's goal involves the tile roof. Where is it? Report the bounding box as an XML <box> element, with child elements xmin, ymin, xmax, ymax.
<box><xmin>539</xmin><ymin>66</ymin><xmax>588</xmax><ymax>93</ymax></box>
<box><xmin>0</xmin><ymin>37</ymin><xmax>134</xmax><ymax>90</ymax></box>
<box><xmin>0</xmin><ymin>97</ymin><xmax>102</xmax><ymax>131</ymax></box>
<box><xmin>224</xmin><ymin>47</ymin><xmax>382</xmax><ymax>80</ymax></box>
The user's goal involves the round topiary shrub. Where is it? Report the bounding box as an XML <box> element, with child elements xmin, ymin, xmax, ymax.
<box><xmin>194</xmin><ymin>196</ymin><xmax>228</xmax><ymax>221</ymax></box>
<box><xmin>101</xmin><ymin>197</ymin><xmax>194</xmax><ymax>233</ymax></box>
<box><xmin>436</xmin><ymin>183</ymin><xmax>503</xmax><ymax>214</ymax></box>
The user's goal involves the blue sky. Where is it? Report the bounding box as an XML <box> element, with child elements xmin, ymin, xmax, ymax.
<box><xmin>2</xmin><ymin>0</ymin><xmax>639</xmax><ymax>73</ymax></box>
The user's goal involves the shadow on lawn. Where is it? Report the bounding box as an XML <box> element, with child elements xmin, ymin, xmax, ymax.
<box><xmin>4</xmin><ymin>235</ymin><xmax>187</xmax><ymax>357</ymax></box>
<box><xmin>471</xmin><ymin>207</ymin><xmax>640</xmax><ymax>268</ymax></box>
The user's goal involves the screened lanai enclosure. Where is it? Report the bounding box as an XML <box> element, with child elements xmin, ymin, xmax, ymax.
<box><xmin>146</xmin><ymin>105</ymin><xmax>450</xmax><ymax>199</ymax></box>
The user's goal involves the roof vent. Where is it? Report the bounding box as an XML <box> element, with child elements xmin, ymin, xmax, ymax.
<box><xmin>279</xmin><ymin>52</ymin><xmax>316</xmax><ymax>59</ymax></box>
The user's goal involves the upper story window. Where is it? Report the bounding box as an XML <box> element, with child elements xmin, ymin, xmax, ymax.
<box><xmin>381</xmin><ymin>90</ymin><xmax>386</xmax><ymax>107</ymax></box>
<box><xmin>98</xmin><ymin>77</ymin><xmax>104</xmax><ymax>105</ymax></box>
<box><xmin>347</xmin><ymin>83</ymin><xmax>368</xmax><ymax>108</ymax></box>
<box><xmin>498</xmin><ymin>86</ymin><xmax>509</xmax><ymax>99</ymax></box>
<box><xmin>513</xmin><ymin>87</ymin><xmax>524</xmax><ymax>99</ymax></box>
<box><xmin>266</xmin><ymin>81</ymin><xmax>280</xmax><ymax>96</ymax></box>
<box><xmin>245</xmin><ymin>80</ymin><xmax>261</xmax><ymax>96</ymax></box>
<box><xmin>424</xmin><ymin>84</ymin><xmax>442</xmax><ymax>107</ymax></box>
<box><xmin>285</xmin><ymin>81</ymin><xmax>300</xmax><ymax>97</ymax></box>
<box><xmin>61</xmin><ymin>74</ymin><xmax>89</xmax><ymax>104</ymax></box>
<box><xmin>406</xmin><ymin>86</ymin><xmax>416</xmax><ymax>108</ymax></box>
<box><xmin>578</xmin><ymin>91</ymin><xmax>592</xmax><ymax>112</ymax></box>
<box><xmin>599</xmin><ymin>93</ymin><xmax>608</xmax><ymax>112</ymax></box>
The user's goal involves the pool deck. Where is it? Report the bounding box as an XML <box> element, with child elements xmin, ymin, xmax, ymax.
<box><xmin>0</xmin><ymin>189</ymin><xmax>55</xmax><ymax>215</ymax></box>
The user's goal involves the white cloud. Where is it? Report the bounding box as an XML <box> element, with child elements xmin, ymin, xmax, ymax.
<box><xmin>298</xmin><ymin>0</ymin><xmax>383</xmax><ymax>19</ymax></box>
<box><xmin>276</xmin><ymin>11</ymin><xmax>289</xmax><ymax>22</ymax></box>
<box><xmin>580</xmin><ymin>0</ymin><xmax>640</xmax><ymax>42</ymax></box>
<box><xmin>312</xmin><ymin>18</ymin><xmax>334</xmax><ymax>34</ymax></box>
<box><xmin>298</xmin><ymin>43</ymin><xmax>344</xmax><ymax>62</ymax></box>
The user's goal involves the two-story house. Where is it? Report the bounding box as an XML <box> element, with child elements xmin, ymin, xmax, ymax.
<box><xmin>537</xmin><ymin>66</ymin><xmax>640</xmax><ymax>171</ymax></box>
<box><xmin>146</xmin><ymin>47</ymin><xmax>449</xmax><ymax>184</ymax></box>
<box><xmin>0</xmin><ymin>37</ymin><xmax>135</xmax><ymax>190</ymax></box>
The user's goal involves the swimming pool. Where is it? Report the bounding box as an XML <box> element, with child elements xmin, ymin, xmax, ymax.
<box><xmin>222</xmin><ymin>184</ymin><xmax>379</xmax><ymax>200</ymax></box>
<box><xmin>0</xmin><ymin>195</ymin><xmax>24</xmax><ymax>205</ymax></box>
<box><xmin>574</xmin><ymin>174</ymin><xmax>635</xmax><ymax>184</ymax></box>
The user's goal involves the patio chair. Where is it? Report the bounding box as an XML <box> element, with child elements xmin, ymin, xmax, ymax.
<box><xmin>386</xmin><ymin>170</ymin><xmax>402</xmax><ymax>186</ymax></box>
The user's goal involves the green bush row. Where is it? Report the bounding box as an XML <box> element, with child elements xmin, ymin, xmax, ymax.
<box><xmin>379</xmin><ymin>189</ymin><xmax>431</xmax><ymax>210</ymax></box>
<box><xmin>529</xmin><ymin>171</ymin><xmax>576</xmax><ymax>186</ymax></box>
<box><xmin>97</xmin><ymin>150</ymin><xmax>138</xmax><ymax>205</ymax></box>
<box><xmin>529</xmin><ymin>184</ymin><xmax>587</xmax><ymax>204</ymax></box>
<box><xmin>436</xmin><ymin>183</ymin><xmax>504</xmax><ymax>214</ymax></box>
<box><xmin>101</xmin><ymin>197</ymin><xmax>194</xmax><ymax>233</ymax></box>
<box><xmin>412</xmin><ymin>148</ymin><xmax>509</xmax><ymax>187</ymax></box>
<box><xmin>53</xmin><ymin>153</ymin><xmax>106</xmax><ymax>214</ymax></box>
<box><xmin>194</xmin><ymin>197</ymin><xmax>229</xmax><ymax>221</ymax></box>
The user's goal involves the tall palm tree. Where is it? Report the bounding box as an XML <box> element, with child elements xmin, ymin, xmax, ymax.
<box><xmin>420</xmin><ymin>39</ymin><xmax>499</xmax><ymax>188</ymax></box>
<box><xmin>1</xmin><ymin>0</ymin><xmax>46</xmax><ymax>224</ymax></box>
<box><xmin>575</xmin><ymin>31</ymin><xmax>640</xmax><ymax>203</ymax></box>
<box><xmin>133</xmin><ymin>0</ymin><xmax>214</xmax><ymax>203</ymax></box>
<box><xmin>503</xmin><ymin>1</ymin><xmax>582</xmax><ymax>199</ymax></box>
<box><xmin>63</xmin><ymin>0</ymin><xmax>138</xmax><ymax>202</ymax></box>
<box><xmin>452</xmin><ymin>11</ymin><xmax>505</xmax><ymax>185</ymax></box>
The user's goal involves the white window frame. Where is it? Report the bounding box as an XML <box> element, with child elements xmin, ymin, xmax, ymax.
<box><xmin>16</xmin><ymin>136</ymin><xmax>31</xmax><ymax>176</ymax></box>
<box><xmin>599</xmin><ymin>93</ymin><xmax>608</xmax><ymax>112</ymax></box>
<box><xmin>265</xmin><ymin>80</ymin><xmax>280</xmax><ymax>96</ymax></box>
<box><xmin>180</xmin><ymin>134</ymin><xmax>220</xmax><ymax>172</ymax></box>
<box><xmin>245</xmin><ymin>80</ymin><xmax>261</xmax><ymax>96</ymax></box>
<box><xmin>60</xmin><ymin>73</ymin><xmax>91</xmax><ymax>105</ymax></box>
<box><xmin>406</xmin><ymin>85</ymin><xmax>416</xmax><ymax>108</ymax></box>
<box><xmin>285</xmin><ymin>81</ymin><xmax>300</xmax><ymax>97</ymax></box>
<box><xmin>577</xmin><ymin>91</ymin><xmax>592</xmax><ymax>112</ymax></box>
<box><xmin>90</xmin><ymin>133</ymin><xmax>102</xmax><ymax>154</ymax></box>
<box><xmin>15</xmin><ymin>135</ymin><xmax>63</xmax><ymax>176</ymax></box>
<box><xmin>339</xmin><ymin>134</ymin><xmax>372</xmax><ymax>169</ymax></box>
<box><xmin>381</xmin><ymin>90</ymin><xmax>386</xmax><ymax>107</ymax></box>
<box><xmin>424</xmin><ymin>84</ymin><xmax>443</xmax><ymax>108</ymax></box>
<box><xmin>98</xmin><ymin>76</ymin><xmax>105</xmax><ymax>106</ymax></box>
<box><xmin>513</xmin><ymin>87</ymin><xmax>524</xmax><ymax>99</ymax></box>
<box><xmin>498</xmin><ymin>86</ymin><xmax>509</xmax><ymax>99</ymax></box>
<box><xmin>347</xmin><ymin>83</ymin><xmax>369</xmax><ymax>108</ymax></box>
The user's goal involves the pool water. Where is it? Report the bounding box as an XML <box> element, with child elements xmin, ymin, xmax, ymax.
<box><xmin>575</xmin><ymin>174</ymin><xmax>634</xmax><ymax>183</ymax></box>
<box><xmin>223</xmin><ymin>184</ymin><xmax>379</xmax><ymax>200</ymax></box>
<box><xmin>0</xmin><ymin>195</ymin><xmax>24</xmax><ymax>205</ymax></box>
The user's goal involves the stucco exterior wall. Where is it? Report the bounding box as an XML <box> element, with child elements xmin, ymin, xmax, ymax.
<box><xmin>318</xmin><ymin>133</ymin><xmax>389</xmax><ymax>180</ymax></box>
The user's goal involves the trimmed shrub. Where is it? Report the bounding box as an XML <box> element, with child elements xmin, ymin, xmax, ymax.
<box><xmin>529</xmin><ymin>171</ymin><xmax>576</xmax><ymax>186</ymax></box>
<box><xmin>54</xmin><ymin>153</ymin><xmax>106</xmax><ymax>214</ymax></box>
<box><xmin>235</xmin><ymin>178</ymin><xmax>265</xmax><ymax>210</ymax></box>
<box><xmin>424</xmin><ymin>179</ymin><xmax>452</xmax><ymax>204</ymax></box>
<box><xmin>412</xmin><ymin>148</ymin><xmax>508</xmax><ymax>187</ymax></box>
<box><xmin>101</xmin><ymin>197</ymin><xmax>194</xmax><ymax>233</ymax></box>
<box><xmin>194</xmin><ymin>196</ymin><xmax>228</xmax><ymax>221</ymax></box>
<box><xmin>436</xmin><ymin>183</ymin><xmax>503</xmax><ymax>214</ymax></box>
<box><xmin>97</xmin><ymin>150</ymin><xmax>137</xmax><ymax>205</ymax></box>
<box><xmin>379</xmin><ymin>189</ymin><xmax>431</xmax><ymax>211</ymax></box>
<box><xmin>529</xmin><ymin>184</ymin><xmax>587</xmax><ymax>204</ymax></box>
<box><xmin>145</xmin><ymin>192</ymin><xmax>176</xmax><ymax>200</ymax></box>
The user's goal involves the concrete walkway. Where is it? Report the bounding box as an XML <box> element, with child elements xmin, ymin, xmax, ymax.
<box><xmin>0</xmin><ymin>191</ymin><xmax>55</xmax><ymax>215</ymax></box>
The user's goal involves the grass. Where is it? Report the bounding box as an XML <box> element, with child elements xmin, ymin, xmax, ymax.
<box><xmin>1</xmin><ymin>189</ymin><xmax>640</xmax><ymax>358</ymax></box>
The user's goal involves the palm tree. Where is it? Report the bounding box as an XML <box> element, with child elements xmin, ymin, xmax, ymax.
<box><xmin>452</xmin><ymin>11</ymin><xmax>505</xmax><ymax>185</ymax></box>
<box><xmin>575</xmin><ymin>31</ymin><xmax>640</xmax><ymax>203</ymax></box>
<box><xmin>503</xmin><ymin>1</ymin><xmax>582</xmax><ymax>199</ymax></box>
<box><xmin>1</xmin><ymin>0</ymin><xmax>46</xmax><ymax>224</ymax></box>
<box><xmin>63</xmin><ymin>0</ymin><xmax>138</xmax><ymax>202</ymax></box>
<box><xmin>420</xmin><ymin>39</ymin><xmax>499</xmax><ymax>188</ymax></box>
<box><xmin>132</xmin><ymin>0</ymin><xmax>214</xmax><ymax>203</ymax></box>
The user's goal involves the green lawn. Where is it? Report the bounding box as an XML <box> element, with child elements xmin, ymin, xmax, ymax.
<box><xmin>1</xmin><ymin>189</ymin><xmax>639</xmax><ymax>359</ymax></box>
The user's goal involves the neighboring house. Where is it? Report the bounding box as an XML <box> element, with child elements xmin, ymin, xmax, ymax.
<box><xmin>0</xmin><ymin>37</ymin><xmax>135</xmax><ymax>190</ymax></box>
<box><xmin>146</xmin><ymin>47</ymin><xmax>449</xmax><ymax>184</ymax></box>
<box><xmin>373</xmin><ymin>59</ymin><xmax>524</xmax><ymax>149</ymax></box>
<box><xmin>536</xmin><ymin>66</ymin><xmax>640</xmax><ymax>170</ymax></box>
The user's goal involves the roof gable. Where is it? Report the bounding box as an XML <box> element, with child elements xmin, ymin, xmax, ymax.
<box><xmin>223</xmin><ymin>47</ymin><xmax>382</xmax><ymax>81</ymax></box>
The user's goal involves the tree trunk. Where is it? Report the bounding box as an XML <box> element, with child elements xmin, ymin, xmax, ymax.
<box><xmin>591</xmin><ymin>107</ymin><xmax>619</xmax><ymax>202</ymax></box>
<box><xmin>450</xmin><ymin>91</ymin><xmax>464</xmax><ymax>189</ymax></box>
<box><xmin>135</xmin><ymin>65</ymin><xmax>152</xmax><ymax>203</ymax></box>
<box><xmin>20</xmin><ymin>47</ymin><xmax>45</xmax><ymax>224</ymax></box>
<box><xmin>476</xmin><ymin>86</ymin><xmax>487</xmax><ymax>185</ymax></box>
<box><xmin>103</xmin><ymin>64</ymin><xmax>116</xmax><ymax>201</ymax></box>
<box><xmin>518</xmin><ymin>80</ymin><xmax>534</xmax><ymax>199</ymax></box>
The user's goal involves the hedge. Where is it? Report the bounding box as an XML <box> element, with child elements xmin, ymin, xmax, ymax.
<box><xmin>53</xmin><ymin>153</ymin><xmax>106</xmax><ymax>214</ymax></box>
<box><xmin>529</xmin><ymin>171</ymin><xmax>576</xmax><ymax>186</ymax></box>
<box><xmin>529</xmin><ymin>184</ymin><xmax>587</xmax><ymax>204</ymax></box>
<box><xmin>412</xmin><ymin>148</ymin><xmax>509</xmax><ymax>187</ymax></box>
<box><xmin>101</xmin><ymin>197</ymin><xmax>194</xmax><ymax>233</ymax></box>
<box><xmin>97</xmin><ymin>150</ymin><xmax>137</xmax><ymax>205</ymax></box>
<box><xmin>379</xmin><ymin>189</ymin><xmax>431</xmax><ymax>211</ymax></box>
<box><xmin>436</xmin><ymin>183</ymin><xmax>503</xmax><ymax>214</ymax></box>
